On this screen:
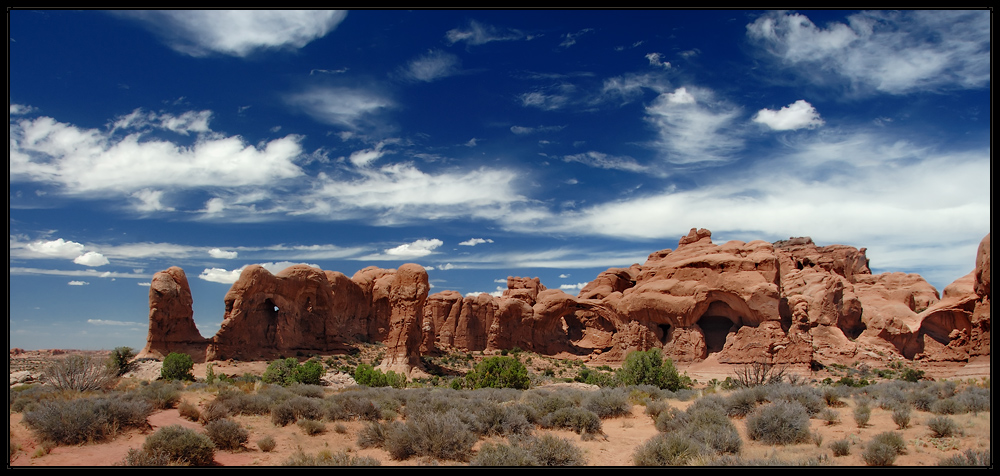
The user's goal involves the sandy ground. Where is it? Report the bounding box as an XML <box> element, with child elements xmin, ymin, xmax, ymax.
<box><xmin>8</xmin><ymin>351</ymin><xmax>991</xmax><ymax>467</ymax></box>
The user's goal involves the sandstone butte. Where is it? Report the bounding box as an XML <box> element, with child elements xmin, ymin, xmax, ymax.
<box><xmin>139</xmin><ymin>229</ymin><xmax>991</xmax><ymax>379</ymax></box>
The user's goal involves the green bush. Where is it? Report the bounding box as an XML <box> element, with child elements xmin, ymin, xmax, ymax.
<box><xmin>462</xmin><ymin>356</ymin><xmax>530</xmax><ymax>390</ymax></box>
<box><xmin>263</xmin><ymin>358</ymin><xmax>326</xmax><ymax>386</ymax></box>
<box><xmin>161</xmin><ymin>353</ymin><xmax>194</xmax><ymax>381</ymax></box>
<box><xmin>205</xmin><ymin>418</ymin><xmax>249</xmax><ymax>450</ymax></box>
<box><xmin>142</xmin><ymin>425</ymin><xmax>215</xmax><ymax>466</ymax></box>
<box><xmin>353</xmin><ymin>363</ymin><xmax>406</xmax><ymax>389</ymax></box>
<box><xmin>745</xmin><ymin>401</ymin><xmax>811</xmax><ymax>445</ymax></box>
<box><xmin>616</xmin><ymin>349</ymin><xmax>692</xmax><ymax>391</ymax></box>
<box><xmin>109</xmin><ymin>346</ymin><xmax>137</xmax><ymax>376</ymax></box>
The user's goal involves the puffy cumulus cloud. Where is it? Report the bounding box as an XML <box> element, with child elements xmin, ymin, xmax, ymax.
<box><xmin>752</xmin><ymin>100</ymin><xmax>824</xmax><ymax>131</ymax></box>
<box><xmin>10</xmin><ymin>111</ymin><xmax>304</xmax><ymax>194</ymax></box>
<box><xmin>198</xmin><ymin>261</ymin><xmax>321</xmax><ymax>284</ymax></box>
<box><xmin>68</xmin><ymin>280</ymin><xmax>89</xmax><ymax>286</ymax></box>
<box><xmin>131</xmin><ymin>189</ymin><xmax>173</xmax><ymax>212</ymax></box>
<box><xmin>10</xmin><ymin>104</ymin><xmax>36</xmax><ymax>115</ymax></box>
<box><xmin>119</xmin><ymin>10</ymin><xmax>347</xmax><ymax>57</ymax></box>
<box><xmin>384</xmin><ymin>239</ymin><xmax>443</xmax><ymax>258</ymax></box>
<box><xmin>747</xmin><ymin>10</ymin><xmax>989</xmax><ymax>94</ymax></box>
<box><xmin>285</xmin><ymin>86</ymin><xmax>392</xmax><ymax>131</ymax></box>
<box><xmin>25</xmin><ymin>238</ymin><xmax>86</xmax><ymax>259</ymax></box>
<box><xmin>645</xmin><ymin>86</ymin><xmax>743</xmax><ymax>164</ymax></box>
<box><xmin>563</xmin><ymin>151</ymin><xmax>651</xmax><ymax>174</ymax></box>
<box><xmin>209</xmin><ymin>248</ymin><xmax>238</xmax><ymax>259</ymax></box>
<box><xmin>459</xmin><ymin>238</ymin><xmax>494</xmax><ymax>246</ymax></box>
<box><xmin>74</xmin><ymin>251</ymin><xmax>110</xmax><ymax>267</ymax></box>
<box><xmin>446</xmin><ymin>20</ymin><xmax>528</xmax><ymax>46</ymax></box>
<box><xmin>437</xmin><ymin>263</ymin><xmax>460</xmax><ymax>270</ymax></box>
<box><xmin>403</xmin><ymin>50</ymin><xmax>461</xmax><ymax>82</ymax></box>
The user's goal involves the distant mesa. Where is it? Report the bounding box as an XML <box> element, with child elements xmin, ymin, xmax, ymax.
<box><xmin>138</xmin><ymin>228</ymin><xmax>991</xmax><ymax>378</ymax></box>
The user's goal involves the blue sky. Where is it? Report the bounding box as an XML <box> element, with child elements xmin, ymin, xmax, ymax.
<box><xmin>9</xmin><ymin>10</ymin><xmax>990</xmax><ymax>351</ymax></box>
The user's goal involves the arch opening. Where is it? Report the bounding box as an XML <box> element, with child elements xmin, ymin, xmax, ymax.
<box><xmin>696</xmin><ymin>300</ymin><xmax>743</xmax><ymax>354</ymax></box>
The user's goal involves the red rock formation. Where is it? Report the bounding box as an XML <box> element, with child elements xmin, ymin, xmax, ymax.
<box><xmin>378</xmin><ymin>264</ymin><xmax>430</xmax><ymax>377</ymax></box>
<box><xmin>139</xmin><ymin>267</ymin><xmax>209</xmax><ymax>362</ymax></box>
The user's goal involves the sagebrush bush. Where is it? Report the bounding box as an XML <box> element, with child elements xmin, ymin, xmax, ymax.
<box><xmin>472</xmin><ymin>434</ymin><xmax>585</xmax><ymax>466</ymax></box>
<box><xmin>178</xmin><ymin>401</ymin><xmax>201</xmax><ymax>421</ymax></box>
<box><xmin>470</xmin><ymin>401</ymin><xmax>533</xmax><ymax>437</ymax></box>
<box><xmin>819</xmin><ymin>408</ymin><xmax>840</xmax><ymax>425</ymax></box>
<box><xmin>137</xmin><ymin>380</ymin><xmax>182</xmax><ymax>410</ymax></box>
<box><xmin>297</xmin><ymin>419</ymin><xmax>326</xmax><ymax>436</ymax></box>
<box><xmin>270</xmin><ymin>396</ymin><xmax>323</xmax><ymax>426</ymax></box>
<box><xmin>892</xmin><ymin>406</ymin><xmax>911</xmax><ymax>429</ymax></box>
<box><xmin>725</xmin><ymin>386</ymin><xmax>766</xmax><ymax>417</ymax></box>
<box><xmin>142</xmin><ymin>425</ymin><xmax>215</xmax><ymax>466</ymax></box>
<box><xmin>931</xmin><ymin>397</ymin><xmax>967</xmax><ymax>415</ymax></box>
<box><xmin>256</xmin><ymin>435</ymin><xmax>276</xmax><ymax>453</ymax></box>
<box><xmin>745</xmin><ymin>401</ymin><xmax>811</xmax><ymax>445</ymax></box>
<box><xmin>384</xmin><ymin>411</ymin><xmax>477</xmax><ymax>461</ymax></box>
<box><xmin>685</xmin><ymin>407</ymin><xmax>742</xmax><ymax>454</ymax></box>
<box><xmin>830</xmin><ymin>438</ymin><xmax>851</xmax><ymax>457</ymax></box>
<box><xmin>927</xmin><ymin>415</ymin><xmax>960</xmax><ymax>438</ymax></box>
<box><xmin>284</xmin><ymin>449</ymin><xmax>381</xmax><ymax>466</ymax></box>
<box><xmin>41</xmin><ymin>355</ymin><xmax>118</xmax><ymax>391</ymax></box>
<box><xmin>541</xmin><ymin>406</ymin><xmax>603</xmax><ymax>437</ymax></box>
<box><xmin>22</xmin><ymin>395</ymin><xmax>151</xmax><ymax>445</ymax></box>
<box><xmin>118</xmin><ymin>448</ymin><xmax>173</xmax><ymax>466</ymax></box>
<box><xmin>653</xmin><ymin>406</ymin><xmax>690</xmax><ymax>433</ymax></box>
<box><xmin>205</xmin><ymin>418</ymin><xmax>249</xmax><ymax>450</ymax></box>
<box><xmin>853</xmin><ymin>403</ymin><xmax>872</xmax><ymax>428</ymax></box>
<box><xmin>955</xmin><ymin>388</ymin><xmax>990</xmax><ymax>414</ymax></box>
<box><xmin>583</xmin><ymin>388</ymin><xmax>631</xmax><ymax>419</ymax></box>
<box><xmin>939</xmin><ymin>449</ymin><xmax>991</xmax><ymax>466</ymax></box>
<box><xmin>862</xmin><ymin>432</ymin><xmax>906</xmax><ymax>466</ymax></box>
<box><xmin>632</xmin><ymin>433</ymin><xmax>705</xmax><ymax>466</ymax></box>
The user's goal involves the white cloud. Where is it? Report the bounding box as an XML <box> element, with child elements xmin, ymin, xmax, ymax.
<box><xmin>68</xmin><ymin>280</ymin><xmax>89</xmax><ymax>286</ymax></box>
<box><xmin>348</xmin><ymin>140</ymin><xmax>395</xmax><ymax>168</ymax></box>
<box><xmin>510</xmin><ymin>125</ymin><xmax>565</xmax><ymax>135</ymax></box>
<box><xmin>25</xmin><ymin>238</ymin><xmax>86</xmax><ymax>259</ymax></box>
<box><xmin>752</xmin><ymin>100</ymin><xmax>824</xmax><ymax>131</ymax></box>
<box><xmin>10</xmin><ymin>112</ymin><xmax>305</xmax><ymax>194</ymax></box>
<box><xmin>645</xmin><ymin>86</ymin><xmax>743</xmax><ymax>164</ymax></box>
<box><xmin>559</xmin><ymin>274</ymin><xmax>570</xmax><ymax>278</ymax></box>
<box><xmin>563</xmin><ymin>151</ymin><xmax>650</xmax><ymax>174</ymax></box>
<box><xmin>10</xmin><ymin>104</ymin><xmax>36</xmax><ymax>115</ymax></box>
<box><xmin>209</xmin><ymin>248</ymin><xmax>238</xmax><ymax>259</ymax></box>
<box><xmin>645</xmin><ymin>52</ymin><xmax>671</xmax><ymax>69</ymax></box>
<box><xmin>560</xmin><ymin>28</ymin><xmax>593</xmax><ymax>48</ymax></box>
<box><xmin>559</xmin><ymin>282</ymin><xmax>590</xmax><ymax>291</ymax></box>
<box><xmin>403</xmin><ymin>50</ymin><xmax>461</xmax><ymax>82</ymax></box>
<box><xmin>138</xmin><ymin>282</ymin><xmax>151</xmax><ymax>286</ymax></box>
<box><xmin>120</xmin><ymin>10</ymin><xmax>348</xmax><ymax>57</ymax></box>
<box><xmin>446</xmin><ymin>20</ymin><xmax>527</xmax><ymax>45</ymax></box>
<box><xmin>384</xmin><ymin>239</ymin><xmax>444</xmax><ymax>258</ymax></box>
<box><xmin>437</xmin><ymin>263</ymin><xmax>460</xmax><ymax>270</ymax></box>
<box><xmin>9</xmin><ymin>267</ymin><xmax>148</xmax><ymax>279</ymax></box>
<box><xmin>459</xmin><ymin>238</ymin><xmax>494</xmax><ymax>246</ymax></box>
<box><xmin>198</xmin><ymin>261</ymin><xmax>320</xmax><ymax>284</ymax></box>
<box><xmin>131</xmin><ymin>189</ymin><xmax>173</xmax><ymax>212</ymax></box>
<box><xmin>74</xmin><ymin>251</ymin><xmax>110</xmax><ymax>267</ymax></box>
<box><xmin>110</xmin><ymin>109</ymin><xmax>212</xmax><ymax>135</ymax></box>
<box><xmin>746</xmin><ymin>10</ymin><xmax>990</xmax><ymax>94</ymax></box>
<box><xmin>285</xmin><ymin>86</ymin><xmax>392</xmax><ymax>131</ymax></box>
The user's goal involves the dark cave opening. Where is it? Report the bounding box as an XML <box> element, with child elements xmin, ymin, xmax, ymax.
<box><xmin>698</xmin><ymin>315</ymin><xmax>735</xmax><ymax>353</ymax></box>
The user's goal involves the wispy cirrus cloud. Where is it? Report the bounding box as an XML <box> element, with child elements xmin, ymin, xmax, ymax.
<box><xmin>402</xmin><ymin>50</ymin><xmax>461</xmax><ymax>82</ymax></box>
<box><xmin>563</xmin><ymin>151</ymin><xmax>651</xmax><ymax>174</ymax></box>
<box><xmin>118</xmin><ymin>10</ymin><xmax>348</xmax><ymax>57</ymax></box>
<box><xmin>746</xmin><ymin>10</ymin><xmax>990</xmax><ymax>95</ymax></box>
<box><xmin>644</xmin><ymin>86</ymin><xmax>743</xmax><ymax>164</ymax></box>
<box><xmin>284</xmin><ymin>86</ymin><xmax>393</xmax><ymax>132</ymax></box>
<box><xmin>446</xmin><ymin>20</ymin><xmax>529</xmax><ymax>46</ymax></box>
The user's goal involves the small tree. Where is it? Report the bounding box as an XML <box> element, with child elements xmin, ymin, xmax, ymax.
<box><xmin>616</xmin><ymin>349</ymin><xmax>692</xmax><ymax>391</ymax></box>
<box><xmin>161</xmin><ymin>353</ymin><xmax>195</xmax><ymax>381</ymax></box>
<box><xmin>108</xmin><ymin>346</ymin><xmax>137</xmax><ymax>376</ymax></box>
<box><xmin>264</xmin><ymin>358</ymin><xmax>327</xmax><ymax>386</ymax></box>
<box><xmin>462</xmin><ymin>356</ymin><xmax>530</xmax><ymax>390</ymax></box>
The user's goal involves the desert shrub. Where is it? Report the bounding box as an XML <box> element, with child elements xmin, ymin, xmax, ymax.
<box><xmin>200</xmin><ymin>399</ymin><xmax>231</xmax><ymax>423</ymax></box>
<box><xmin>643</xmin><ymin>399</ymin><xmax>672</xmax><ymax>421</ymax></box>
<box><xmin>583</xmin><ymin>388</ymin><xmax>631</xmax><ymax>419</ymax></box>
<box><xmin>927</xmin><ymin>415</ymin><xmax>960</xmax><ymax>438</ymax></box>
<box><xmin>821</xmin><ymin>385</ymin><xmax>848</xmax><ymax>407</ymax></box>
<box><xmin>9</xmin><ymin>385</ymin><xmax>62</xmax><ymax>413</ymax></box>
<box><xmin>22</xmin><ymin>395</ymin><xmax>152</xmax><ymax>445</ymax></box>
<box><xmin>109</xmin><ymin>346</ymin><xmax>137</xmax><ymax>376</ymax></box>
<box><xmin>353</xmin><ymin>363</ymin><xmax>407</xmax><ymax>389</ymax></box>
<box><xmin>296</xmin><ymin>419</ymin><xmax>326</xmax><ymax>436</ymax></box>
<box><xmin>954</xmin><ymin>387</ymin><xmax>990</xmax><ymax>414</ymax></box>
<box><xmin>462</xmin><ymin>356</ymin><xmax>530</xmax><ymax>390</ymax></box>
<box><xmin>287</xmin><ymin>383</ymin><xmax>325</xmax><ymax>399</ymax></box>
<box><xmin>684</xmin><ymin>406</ymin><xmax>742</xmax><ymax>454</ymax></box>
<box><xmin>908</xmin><ymin>389</ymin><xmax>937</xmax><ymax>412</ymax></box>
<box><xmin>384</xmin><ymin>411</ymin><xmax>477</xmax><ymax>461</ymax></box>
<box><xmin>118</xmin><ymin>448</ymin><xmax>173</xmax><ymax>466</ymax></box>
<box><xmin>725</xmin><ymin>386</ymin><xmax>767</xmax><ymax>417</ymax></box>
<box><xmin>853</xmin><ymin>403</ymin><xmax>872</xmax><ymax>428</ymax></box>
<box><xmin>178</xmin><ymin>401</ymin><xmax>201</xmax><ymax>421</ymax></box>
<box><xmin>616</xmin><ymin>349</ymin><xmax>692</xmax><ymax>391</ymax></box>
<box><xmin>939</xmin><ymin>449</ymin><xmax>991</xmax><ymax>466</ymax></box>
<box><xmin>470</xmin><ymin>401</ymin><xmax>533</xmax><ymax>437</ymax></box>
<box><xmin>136</xmin><ymin>380</ymin><xmax>183</xmax><ymax>409</ymax></box>
<box><xmin>891</xmin><ymin>406</ymin><xmax>911</xmax><ymax>429</ymax></box>
<box><xmin>283</xmin><ymin>449</ymin><xmax>380</xmax><ymax>466</ymax></box>
<box><xmin>731</xmin><ymin>361</ymin><xmax>787</xmax><ymax>388</ymax></box>
<box><xmin>519</xmin><ymin>389</ymin><xmax>577</xmax><ymax>421</ymax></box>
<box><xmin>222</xmin><ymin>392</ymin><xmax>273</xmax><ymax>416</ymax></box>
<box><xmin>574</xmin><ymin>367</ymin><xmax>618</xmax><ymax>387</ymax></box>
<box><xmin>830</xmin><ymin>438</ymin><xmax>851</xmax><ymax>457</ymax></box>
<box><xmin>819</xmin><ymin>408</ymin><xmax>840</xmax><ymax>425</ymax></box>
<box><xmin>931</xmin><ymin>397</ymin><xmax>967</xmax><ymax>415</ymax></box>
<box><xmin>472</xmin><ymin>440</ymin><xmax>538</xmax><ymax>466</ymax></box>
<box><xmin>205</xmin><ymin>418</ymin><xmax>249</xmax><ymax>450</ymax></box>
<box><xmin>263</xmin><ymin>358</ymin><xmax>326</xmax><ymax>386</ymax></box>
<box><xmin>862</xmin><ymin>432</ymin><xmax>906</xmax><ymax>466</ymax></box>
<box><xmin>632</xmin><ymin>433</ymin><xmax>705</xmax><ymax>466</ymax></box>
<box><xmin>326</xmin><ymin>392</ymin><xmax>382</xmax><ymax>421</ymax></box>
<box><xmin>541</xmin><ymin>406</ymin><xmax>603</xmax><ymax>437</ymax></box>
<box><xmin>160</xmin><ymin>353</ymin><xmax>194</xmax><ymax>381</ymax></box>
<box><xmin>41</xmin><ymin>355</ymin><xmax>118</xmax><ymax>391</ymax></box>
<box><xmin>745</xmin><ymin>401</ymin><xmax>811</xmax><ymax>445</ymax></box>
<box><xmin>767</xmin><ymin>384</ymin><xmax>824</xmax><ymax>416</ymax></box>
<box><xmin>256</xmin><ymin>435</ymin><xmax>276</xmax><ymax>452</ymax></box>
<box><xmin>653</xmin><ymin>405</ymin><xmax>690</xmax><ymax>433</ymax></box>
<box><xmin>357</xmin><ymin>421</ymin><xmax>391</xmax><ymax>449</ymax></box>
<box><xmin>142</xmin><ymin>425</ymin><xmax>215</xmax><ymax>466</ymax></box>
<box><xmin>270</xmin><ymin>396</ymin><xmax>323</xmax><ymax>426</ymax></box>
<box><xmin>472</xmin><ymin>434</ymin><xmax>585</xmax><ymax>466</ymax></box>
